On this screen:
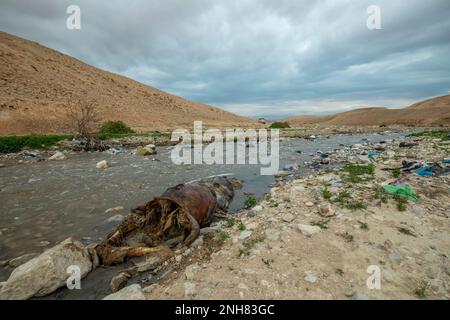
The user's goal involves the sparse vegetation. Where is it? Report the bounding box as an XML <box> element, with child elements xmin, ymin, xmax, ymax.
<box><xmin>408</xmin><ymin>130</ymin><xmax>450</xmax><ymax>140</ymax></box>
<box><xmin>0</xmin><ymin>135</ymin><xmax>73</xmax><ymax>153</ymax></box>
<box><xmin>244</xmin><ymin>195</ymin><xmax>257</xmax><ymax>209</ymax></box>
<box><xmin>358</xmin><ymin>221</ymin><xmax>369</xmax><ymax>230</ymax></box>
<box><xmin>335</xmin><ymin>268</ymin><xmax>344</xmax><ymax>276</ymax></box>
<box><xmin>415</xmin><ymin>281</ymin><xmax>430</xmax><ymax>298</ymax></box>
<box><xmin>333</xmin><ymin>190</ymin><xmax>351</xmax><ymax>204</ymax></box>
<box><xmin>239</xmin><ymin>236</ymin><xmax>266</xmax><ymax>258</ymax></box>
<box><xmin>269</xmin><ymin>121</ymin><xmax>290</xmax><ymax>129</ymax></box>
<box><xmin>322</xmin><ymin>188</ymin><xmax>333</xmax><ymax>200</ymax></box>
<box><xmin>238</xmin><ymin>248</ymin><xmax>250</xmax><ymax>257</ymax></box>
<box><xmin>217</xmin><ymin>231</ymin><xmax>230</xmax><ymax>243</ymax></box>
<box><xmin>343</xmin><ymin>163</ymin><xmax>375</xmax><ymax>183</ymax></box>
<box><xmin>310</xmin><ymin>219</ymin><xmax>330</xmax><ymax>230</ymax></box>
<box><xmin>372</xmin><ymin>185</ymin><xmax>388</xmax><ymax>203</ymax></box>
<box><xmin>342</xmin><ymin>232</ymin><xmax>354</xmax><ymax>242</ymax></box>
<box><xmin>394</xmin><ymin>195</ymin><xmax>408</xmax><ymax>211</ymax></box>
<box><xmin>238</xmin><ymin>221</ymin><xmax>246</xmax><ymax>231</ymax></box>
<box><xmin>67</xmin><ymin>100</ymin><xmax>101</xmax><ymax>139</ymax></box>
<box><xmin>225</xmin><ymin>218</ymin><xmax>236</xmax><ymax>228</ymax></box>
<box><xmin>346</xmin><ymin>200</ymin><xmax>367</xmax><ymax>210</ymax></box>
<box><xmin>262</xmin><ymin>258</ymin><xmax>274</xmax><ymax>268</ymax></box>
<box><xmin>392</xmin><ymin>168</ymin><xmax>401</xmax><ymax>178</ymax></box>
<box><xmin>99</xmin><ymin>120</ymin><xmax>134</xmax><ymax>135</ymax></box>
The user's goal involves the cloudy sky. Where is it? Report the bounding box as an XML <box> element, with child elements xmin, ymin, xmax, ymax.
<box><xmin>1</xmin><ymin>0</ymin><xmax>449</xmax><ymax>119</ymax></box>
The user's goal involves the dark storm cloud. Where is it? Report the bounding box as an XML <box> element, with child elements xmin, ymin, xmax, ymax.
<box><xmin>1</xmin><ymin>0</ymin><xmax>449</xmax><ymax>118</ymax></box>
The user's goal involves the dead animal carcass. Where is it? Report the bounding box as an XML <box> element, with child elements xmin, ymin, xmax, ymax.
<box><xmin>95</xmin><ymin>176</ymin><xmax>238</xmax><ymax>266</ymax></box>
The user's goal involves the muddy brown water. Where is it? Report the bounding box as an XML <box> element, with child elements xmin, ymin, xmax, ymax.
<box><xmin>0</xmin><ymin>132</ymin><xmax>405</xmax><ymax>298</ymax></box>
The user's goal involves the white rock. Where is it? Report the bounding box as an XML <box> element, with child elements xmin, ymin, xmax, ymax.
<box><xmin>252</xmin><ymin>205</ymin><xmax>263</xmax><ymax>212</ymax></box>
<box><xmin>238</xmin><ymin>231</ymin><xmax>252</xmax><ymax>240</ymax></box>
<box><xmin>282</xmin><ymin>213</ymin><xmax>295</xmax><ymax>222</ymax></box>
<box><xmin>185</xmin><ymin>264</ymin><xmax>199</xmax><ymax>281</ymax></box>
<box><xmin>305</xmin><ymin>201</ymin><xmax>314</xmax><ymax>207</ymax></box>
<box><xmin>105</xmin><ymin>214</ymin><xmax>124</xmax><ymax>224</ymax></box>
<box><xmin>184</xmin><ymin>282</ymin><xmax>196</xmax><ymax>297</ymax></box>
<box><xmin>265</xmin><ymin>228</ymin><xmax>280</xmax><ymax>241</ymax></box>
<box><xmin>48</xmin><ymin>152</ymin><xmax>66</xmax><ymax>161</ymax></box>
<box><xmin>96</xmin><ymin>160</ymin><xmax>110</xmax><ymax>169</ymax></box>
<box><xmin>191</xmin><ymin>235</ymin><xmax>204</xmax><ymax>248</ymax></box>
<box><xmin>318</xmin><ymin>203</ymin><xmax>335</xmax><ymax>217</ymax></box>
<box><xmin>0</xmin><ymin>237</ymin><xmax>92</xmax><ymax>300</ymax></box>
<box><xmin>275</xmin><ymin>171</ymin><xmax>290</xmax><ymax>177</ymax></box>
<box><xmin>238</xmin><ymin>283</ymin><xmax>249</xmax><ymax>290</ymax></box>
<box><xmin>103</xmin><ymin>284</ymin><xmax>145</xmax><ymax>300</ymax></box>
<box><xmin>297</xmin><ymin>224</ymin><xmax>321</xmax><ymax>236</ymax></box>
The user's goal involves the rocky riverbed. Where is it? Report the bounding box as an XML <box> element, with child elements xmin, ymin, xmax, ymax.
<box><xmin>1</xmin><ymin>129</ymin><xmax>449</xmax><ymax>299</ymax></box>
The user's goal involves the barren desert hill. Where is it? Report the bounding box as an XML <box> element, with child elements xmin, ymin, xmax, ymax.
<box><xmin>285</xmin><ymin>95</ymin><xmax>450</xmax><ymax>127</ymax></box>
<box><xmin>0</xmin><ymin>31</ymin><xmax>260</xmax><ymax>135</ymax></box>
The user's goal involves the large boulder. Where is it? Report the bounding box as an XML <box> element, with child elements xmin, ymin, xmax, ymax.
<box><xmin>135</xmin><ymin>144</ymin><xmax>157</xmax><ymax>156</ymax></box>
<box><xmin>103</xmin><ymin>284</ymin><xmax>145</xmax><ymax>300</ymax></box>
<box><xmin>0</xmin><ymin>237</ymin><xmax>92</xmax><ymax>300</ymax></box>
<box><xmin>48</xmin><ymin>152</ymin><xmax>67</xmax><ymax>161</ymax></box>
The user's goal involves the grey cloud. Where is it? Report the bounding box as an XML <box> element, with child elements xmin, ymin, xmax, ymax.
<box><xmin>0</xmin><ymin>0</ymin><xmax>449</xmax><ymax>118</ymax></box>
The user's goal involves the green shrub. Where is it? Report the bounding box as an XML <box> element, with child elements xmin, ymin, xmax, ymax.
<box><xmin>269</xmin><ymin>122</ymin><xmax>290</xmax><ymax>129</ymax></box>
<box><xmin>99</xmin><ymin>121</ymin><xmax>134</xmax><ymax>135</ymax></box>
<box><xmin>0</xmin><ymin>135</ymin><xmax>72</xmax><ymax>153</ymax></box>
<box><xmin>244</xmin><ymin>195</ymin><xmax>257</xmax><ymax>209</ymax></box>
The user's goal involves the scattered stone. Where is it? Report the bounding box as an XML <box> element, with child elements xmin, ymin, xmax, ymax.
<box><xmin>352</xmin><ymin>292</ymin><xmax>370</xmax><ymax>300</ymax></box>
<box><xmin>238</xmin><ymin>283</ymin><xmax>249</xmax><ymax>290</ymax></box>
<box><xmin>185</xmin><ymin>264</ymin><xmax>199</xmax><ymax>281</ymax></box>
<box><xmin>265</xmin><ymin>228</ymin><xmax>280</xmax><ymax>241</ymax></box>
<box><xmin>200</xmin><ymin>227</ymin><xmax>219</xmax><ymax>235</ymax></box>
<box><xmin>184</xmin><ymin>282</ymin><xmax>196</xmax><ymax>297</ymax></box>
<box><xmin>48</xmin><ymin>152</ymin><xmax>66</xmax><ymax>161</ymax></box>
<box><xmin>110</xmin><ymin>272</ymin><xmax>130</xmax><ymax>293</ymax></box>
<box><xmin>105</xmin><ymin>214</ymin><xmax>124</xmax><ymax>224</ymax></box>
<box><xmin>104</xmin><ymin>206</ymin><xmax>124</xmax><ymax>214</ymax></box>
<box><xmin>282</xmin><ymin>213</ymin><xmax>295</xmax><ymax>222</ymax></box>
<box><xmin>96</xmin><ymin>160</ymin><xmax>110</xmax><ymax>169</ymax></box>
<box><xmin>0</xmin><ymin>237</ymin><xmax>92</xmax><ymax>299</ymax></box>
<box><xmin>136</xmin><ymin>144</ymin><xmax>157</xmax><ymax>156</ymax></box>
<box><xmin>318</xmin><ymin>203</ymin><xmax>335</xmax><ymax>217</ymax></box>
<box><xmin>37</xmin><ymin>241</ymin><xmax>51</xmax><ymax>247</ymax></box>
<box><xmin>191</xmin><ymin>235</ymin><xmax>204</xmax><ymax>248</ymax></box>
<box><xmin>238</xmin><ymin>231</ymin><xmax>252</xmax><ymax>240</ymax></box>
<box><xmin>275</xmin><ymin>170</ymin><xmax>290</xmax><ymax>178</ymax></box>
<box><xmin>305</xmin><ymin>201</ymin><xmax>314</xmax><ymax>207</ymax></box>
<box><xmin>388</xmin><ymin>252</ymin><xmax>404</xmax><ymax>263</ymax></box>
<box><xmin>142</xmin><ymin>283</ymin><xmax>159</xmax><ymax>294</ymax></box>
<box><xmin>297</xmin><ymin>224</ymin><xmax>321</xmax><ymax>236</ymax></box>
<box><xmin>304</xmin><ymin>271</ymin><xmax>318</xmax><ymax>283</ymax></box>
<box><xmin>252</xmin><ymin>205</ymin><xmax>263</xmax><ymax>212</ymax></box>
<box><xmin>103</xmin><ymin>284</ymin><xmax>145</xmax><ymax>300</ymax></box>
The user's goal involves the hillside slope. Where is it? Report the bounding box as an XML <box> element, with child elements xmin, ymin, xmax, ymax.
<box><xmin>286</xmin><ymin>96</ymin><xmax>450</xmax><ymax>127</ymax></box>
<box><xmin>0</xmin><ymin>32</ymin><xmax>259</xmax><ymax>135</ymax></box>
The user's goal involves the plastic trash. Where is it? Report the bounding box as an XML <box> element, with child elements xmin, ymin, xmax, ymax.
<box><xmin>383</xmin><ymin>184</ymin><xmax>417</xmax><ymax>201</ymax></box>
<box><xmin>416</xmin><ymin>165</ymin><xmax>433</xmax><ymax>177</ymax></box>
<box><xmin>368</xmin><ymin>152</ymin><xmax>379</xmax><ymax>158</ymax></box>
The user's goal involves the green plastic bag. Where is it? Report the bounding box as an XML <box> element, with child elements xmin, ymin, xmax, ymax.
<box><xmin>383</xmin><ymin>184</ymin><xmax>417</xmax><ymax>201</ymax></box>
